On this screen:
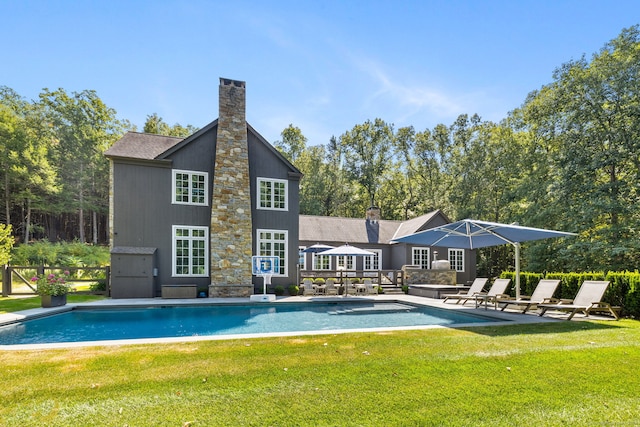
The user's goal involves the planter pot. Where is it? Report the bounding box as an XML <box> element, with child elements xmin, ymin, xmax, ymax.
<box><xmin>41</xmin><ymin>294</ymin><xmax>67</xmax><ymax>308</ymax></box>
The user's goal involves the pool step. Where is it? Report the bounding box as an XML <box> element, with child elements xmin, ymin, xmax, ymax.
<box><xmin>380</xmin><ymin>285</ymin><xmax>404</xmax><ymax>295</ymax></box>
<box><xmin>329</xmin><ymin>303</ymin><xmax>416</xmax><ymax>315</ymax></box>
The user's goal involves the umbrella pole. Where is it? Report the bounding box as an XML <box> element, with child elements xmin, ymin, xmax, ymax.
<box><xmin>514</xmin><ymin>243</ymin><xmax>521</xmax><ymax>299</ymax></box>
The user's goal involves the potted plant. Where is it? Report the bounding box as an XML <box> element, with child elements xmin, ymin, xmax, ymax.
<box><xmin>32</xmin><ymin>270</ymin><xmax>71</xmax><ymax>307</ymax></box>
<box><xmin>287</xmin><ymin>284</ymin><xmax>299</xmax><ymax>296</ymax></box>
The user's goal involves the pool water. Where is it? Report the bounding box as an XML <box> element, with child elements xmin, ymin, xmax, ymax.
<box><xmin>0</xmin><ymin>302</ymin><xmax>496</xmax><ymax>345</ymax></box>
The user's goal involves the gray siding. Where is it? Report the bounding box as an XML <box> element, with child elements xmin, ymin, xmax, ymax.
<box><xmin>111</xmin><ymin>160</ymin><xmax>212</xmax><ymax>295</ymax></box>
<box><xmin>248</xmin><ymin>131</ymin><xmax>300</xmax><ymax>286</ymax></box>
<box><xmin>110</xmin><ymin>124</ymin><xmax>301</xmax><ymax>296</ymax></box>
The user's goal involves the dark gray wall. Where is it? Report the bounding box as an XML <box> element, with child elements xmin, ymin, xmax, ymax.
<box><xmin>248</xmin><ymin>131</ymin><xmax>300</xmax><ymax>287</ymax></box>
<box><xmin>111</xmin><ymin>159</ymin><xmax>212</xmax><ymax>295</ymax></box>
<box><xmin>110</xmin><ymin>125</ymin><xmax>300</xmax><ymax>296</ymax></box>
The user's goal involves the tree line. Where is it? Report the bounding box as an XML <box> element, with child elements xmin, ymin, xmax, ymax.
<box><xmin>0</xmin><ymin>87</ymin><xmax>193</xmax><ymax>246</ymax></box>
<box><xmin>1</xmin><ymin>26</ymin><xmax>638</xmax><ymax>276</ymax></box>
<box><xmin>274</xmin><ymin>26</ymin><xmax>640</xmax><ymax>276</ymax></box>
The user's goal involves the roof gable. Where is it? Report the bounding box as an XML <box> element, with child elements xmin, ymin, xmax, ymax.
<box><xmin>105</xmin><ymin>121</ymin><xmax>301</xmax><ymax>176</ymax></box>
<box><xmin>391</xmin><ymin>209</ymin><xmax>450</xmax><ymax>241</ymax></box>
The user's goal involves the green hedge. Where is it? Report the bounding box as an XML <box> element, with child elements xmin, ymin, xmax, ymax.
<box><xmin>10</xmin><ymin>241</ymin><xmax>110</xmax><ymax>267</ymax></box>
<box><xmin>500</xmin><ymin>270</ymin><xmax>640</xmax><ymax>318</ymax></box>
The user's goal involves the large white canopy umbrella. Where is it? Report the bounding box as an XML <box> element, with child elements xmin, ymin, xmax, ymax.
<box><xmin>319</xmin><ymin>244</ymin><xmax>376</xmax><ymax>257</ymax></box>
<box><xmin>317</xmin><ymin>244</ymin><xmax>376</xmax><ymax>297</ymax></box>
<box><xmin>302</xmin><ymin>244</ymin><xmax>335</xmax><ymax>253</ymax></box>
<box><xmin>392</xmin><ymin>219</ymin><xmax>577</xmax><ymax>299</ymax></box>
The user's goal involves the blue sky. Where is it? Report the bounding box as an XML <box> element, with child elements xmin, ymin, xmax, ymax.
<box><xmin>2</xmin><ymin>0</ymin><xmax>639</xmax><ymax>145</ymax></box>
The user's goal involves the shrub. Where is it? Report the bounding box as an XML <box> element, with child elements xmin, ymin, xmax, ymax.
<box><xmin>11</xmin><ymin>241</ymin><xmax>110</xmax><ymax>266</ymax></box>
<box><xmin>273</xmin><ymin>285</ymin><xmax>285</xmax><ymax>296</ymax></box>
<box><xmin>90</xmin><ymin>280</ymin><xmax>107</xmax><ymax>292</ymax></box>
<box><xmin>287</xmin><ymin>284</ymin><xmax>299</xmax><ymax>296</ymax></box>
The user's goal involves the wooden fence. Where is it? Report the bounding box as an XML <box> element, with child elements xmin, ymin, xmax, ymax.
<box><xmin>298</xmin><ymin>269</ymin><xmax>404</xmax><ymax>288</ymax></box>
<box><xmin>1</xmin><ymin>265</ymin><xmax>110</xmax><ymax>297</ymax></box>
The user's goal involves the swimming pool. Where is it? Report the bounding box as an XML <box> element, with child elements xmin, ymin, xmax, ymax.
<box><xmin>0</xmin><ymin>301</ymin><xmax>499</xmax><ymax>346</ymax></box>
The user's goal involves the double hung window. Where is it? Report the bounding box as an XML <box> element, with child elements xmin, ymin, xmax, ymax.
<box><xmin>258</xmin><ymin>178</ymin><xmax>287</xmax><ymax>210</ymax></box>
<box><xmin>337</xmin><ymin>255</ymin><xmax>355</xmax><ymax>271</ymax></box>
<box><xmin>298</xmin><ymin>247</ymin><xmax>307</xmax><ymax>270</ymax></box>
<box><xmin>313</xmin><ymin>254</ymin><xmax>331</xmax><ymax>270</ymax></box>
<box><xmin>364</xmin><ymin>249</ymin><xmax>382</xmax><ymax>270</ymax></box>
<box><xmin>412</xmin><ymin>247</ymin><xmax>431</xmax><ymax>269</ymax></box>
<box><xmin>448</xmin><ymin>249</ymin><xmax>465</xmax><ymax>272</ymax></box>
<box><xmin>173</xmin><ymin>170</ymin><xmax>208</xmax><ymax>205</ymax></box>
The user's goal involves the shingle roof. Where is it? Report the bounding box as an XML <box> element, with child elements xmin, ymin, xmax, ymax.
<box><xmin>105</xmin><ymin>124</ymin><xmax>302</xmax><ymax>177</ymax></box>
<box><xmin>104</xmin><ymin>132</ymin><xmax>183</xmax><ymax>160</ymax></box>
<box><xmin>299</xmin><ymin>210</ymin><xmax>444</xmax><ymax>245</ymax></box>
<box><xmin>391</xmin><ymin>211</ymin><xmax>442</xmax><ymax>240</ymax></box>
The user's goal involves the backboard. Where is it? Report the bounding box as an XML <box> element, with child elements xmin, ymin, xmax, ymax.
<box><xmin>252</xmin><ymin>256</ymin><xmax>280</xmax><ymax>275</ymax></box>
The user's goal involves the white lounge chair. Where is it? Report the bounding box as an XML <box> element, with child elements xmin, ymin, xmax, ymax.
<box><xmin>538</xmin><ymin>280</ymin><xmax>617</xmax><ymax>320</ymax></box>
<box><xmin>443</xmin><ymin>278</ymin><xmax>488</xmax><ymax>304</ymax></box>
<box><xmin>497</xmin><ymin>279</ymin><xmax>561</xmax><ymax>313</ymax></box>
<box><xmin>459</xmin><ymin>278</ymin><xmax>511</xmax><ymax>308</ymax></box>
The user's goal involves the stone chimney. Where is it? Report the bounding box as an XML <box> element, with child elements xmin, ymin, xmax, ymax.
<box><xmin>209</xmin><ymin>78</ymin><xmax>253</xmax><ymax>297</ymax></box>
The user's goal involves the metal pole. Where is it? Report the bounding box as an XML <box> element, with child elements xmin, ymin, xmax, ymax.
<box><xmin>2</xmin><ymin>265</ymin><xmax>9</xmax><ymax>297</ymax></box>
<box><xmin>514</xmin><ymin>243</ymin><xmax>521</xmax><ymax>299</ymax></box>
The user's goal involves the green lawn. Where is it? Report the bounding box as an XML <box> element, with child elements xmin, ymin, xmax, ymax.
<box><xmin>0</xmin><ymin>295</ymin><xmax>105</xmax><ymax>314</ymax></box>
<box><xmin>1</xmin><ymin>313</ymin><xmax>638</xmax><ymax>426</ymax></box>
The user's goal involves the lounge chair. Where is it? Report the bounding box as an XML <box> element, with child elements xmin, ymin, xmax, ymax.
<box><xmin>538</xmin><ymin>280</ymin><xmax>617</xmax><ymax>320</ymax></box>
<box><xmin>497</xmin><ymin>279</ymin><xmax>560</xmax><ymax>313</ymax></box>
<box><xmin>443</xmin><ymin>278</ymin><xmax>488</xmax><ymax>304</ymax></box>
<box><xmin>460</xmin><ymin>278</ymin><xmax>511</xmax><ymax>308</ymax></box>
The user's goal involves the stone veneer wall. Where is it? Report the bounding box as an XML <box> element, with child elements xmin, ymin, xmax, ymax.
<box><xmin>403</xmin><ymin>267</ymin><xmax>457</xmax><ymax>286</ymax></box>
<box><xmin>209</xmin><ymin>78</ymin><xmax>253</xmax><ymax>297</ymax></box>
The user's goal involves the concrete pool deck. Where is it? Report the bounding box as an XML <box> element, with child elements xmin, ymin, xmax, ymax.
<box><xmin>0</xmin><ymin>294</ymin><xmax>613</xmax><ymax>350</ymax></box>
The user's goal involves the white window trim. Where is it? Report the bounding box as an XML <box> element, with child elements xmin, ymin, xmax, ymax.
<box><xmin>364</xmin><ymin>249</ymin><xmax>382</xmax><ymax>271</ymax></box>
<box><xmin>449</xmin><ymin>248</ymin><xmax>465</xmax><ymax>272</ymax></box>
<box><xmin>257</xmin><ymin>177</ymin><xmax>288</xmax><ymax>211</ymax></box>
<box><xmin>257</xmin><ymin>229</ymin><xmax>288</xmax><ymax>276</ymax></box>
<box><xmin>172</xmin><ymin>225</ymin><xmax>209</xmax><ymax>277</ymax></box>
<box><xmin>412</xmin><ymin>247</ymin><xmax>431</xmax><ymax>269</ymax></box>
<box><xmin>172</xmin><ymin>169</ymin><xmax>209</xmax><ymax>206</ymax></box>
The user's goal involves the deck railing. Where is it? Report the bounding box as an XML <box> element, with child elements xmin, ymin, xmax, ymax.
<box><xmin>298</xmin><ymin>269</ymin><xmax>403</xmax><ymax>287</ymax></box>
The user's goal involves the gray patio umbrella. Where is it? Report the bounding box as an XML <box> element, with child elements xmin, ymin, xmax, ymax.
<box><xmin>317</xmin><ymin>244</ymin><xmax>376</xmax><ymax>297</ymax></box>
<box><xmin>392</xmin><ymin>219</ymin><xmax>577</xmax><ymax>299</ymax></box>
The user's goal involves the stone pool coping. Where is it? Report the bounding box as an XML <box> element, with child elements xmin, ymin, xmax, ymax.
<box><xmin>0</xmin><ymin>294</ymin><xmax>600</xmax><ymax>350</ymax></box>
